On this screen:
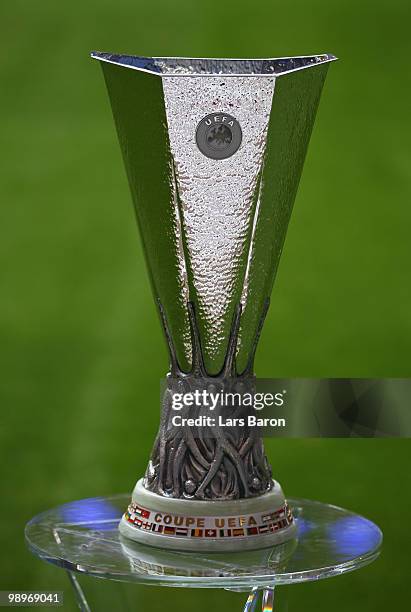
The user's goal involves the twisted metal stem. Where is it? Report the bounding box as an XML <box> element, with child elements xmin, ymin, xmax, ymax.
<box><xmin>144</xmin><ymin>300</ymin><xmax>272</xmax><ymax>500</ymax></box>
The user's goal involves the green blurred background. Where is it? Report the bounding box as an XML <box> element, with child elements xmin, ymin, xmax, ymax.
<box><xmin>1</xmin><ymin>0</ymin><xmax>410</xmax><ymax>609</ymax></box>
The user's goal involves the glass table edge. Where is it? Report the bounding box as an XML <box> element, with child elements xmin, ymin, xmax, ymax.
<box><xmin>24</xmin><ymin>496</ymin><xmax>383</xmax><ymax>589</ymax></box>
<box><xmin>24</xmin><ymin>537</ymin><xmax>381</xmax><ymax>589</ymax></box>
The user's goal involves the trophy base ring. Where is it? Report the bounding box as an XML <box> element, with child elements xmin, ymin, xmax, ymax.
<box><xmin>118</xmin><ymin>478</ymin><xmax>297</xmax><ymax>552</ymax></box>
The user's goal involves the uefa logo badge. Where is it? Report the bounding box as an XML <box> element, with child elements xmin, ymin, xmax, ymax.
<box><xmin>195</xmin><ymin>112</ymin><xmax>242</xmax><ymax>160</ymax></box>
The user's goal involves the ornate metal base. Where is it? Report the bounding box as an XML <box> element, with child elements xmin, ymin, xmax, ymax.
<box><xmin>118</xmin><ymin>479</ymin><xmax>296</xmax><ymax>552</ymax></box>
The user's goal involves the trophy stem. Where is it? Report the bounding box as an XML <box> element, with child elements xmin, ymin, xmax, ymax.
<box><xmin>143</xmin><ymin>300</ymin><xmax>273</xmax><ymax>500</ymax></box>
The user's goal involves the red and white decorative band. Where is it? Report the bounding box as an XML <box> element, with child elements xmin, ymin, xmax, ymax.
<box><xmin>124</xmin><ymin>501</ymin><xmax>293</xmax><ymax>539</ymax></box>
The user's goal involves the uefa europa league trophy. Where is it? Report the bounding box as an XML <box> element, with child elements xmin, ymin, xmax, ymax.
<box><xmin>92</xmin><ymin>52</ymin><xmax>336</xmax><ymax>551</ymax></box>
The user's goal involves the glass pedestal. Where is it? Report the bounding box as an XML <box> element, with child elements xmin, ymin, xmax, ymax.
<box><xmin>25</xmin><ymin>495</ymin><xmax>382</xmax><ymax>611</ymax></box>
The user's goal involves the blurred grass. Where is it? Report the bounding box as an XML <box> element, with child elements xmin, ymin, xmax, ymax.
<box><xmin>1</xmin><ymin>0</ymin><xmax>410</xmax><ymax>610</ymax></box>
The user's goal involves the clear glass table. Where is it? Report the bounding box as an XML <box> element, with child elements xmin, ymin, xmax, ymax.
<box><xmin>25</xmin><ymin>495</ymin><xmax>382</xmax><ymax>611</ymax></box>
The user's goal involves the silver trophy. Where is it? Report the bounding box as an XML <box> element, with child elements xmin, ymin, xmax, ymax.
<box><xmin>92</xmin><ymin>52</ymin><xmax>336</xmax><ymax>551</ymax></box>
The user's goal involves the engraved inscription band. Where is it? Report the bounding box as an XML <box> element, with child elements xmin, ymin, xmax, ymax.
<box><xmin>124</xmin><ymin>501</ymin><xmax>293</xmax><ymax>539</ymax></box>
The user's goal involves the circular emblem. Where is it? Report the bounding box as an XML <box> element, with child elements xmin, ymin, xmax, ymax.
<box><xmin>196</xmin><ymin>113</ymin><xmax>242</xmax><ymax>160</ymax></box>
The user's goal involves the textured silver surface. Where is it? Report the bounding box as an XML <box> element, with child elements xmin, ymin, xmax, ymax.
<box><xmin>162</xmin><ymin>76</ymin><xmax>275</xmax><ymax>369</ymax></box>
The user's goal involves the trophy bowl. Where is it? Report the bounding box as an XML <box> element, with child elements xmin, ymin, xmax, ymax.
<box><xmin>92</xmin><ymin>52</ymin><xmax>336</xmax><ymax>551</ymax></box>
